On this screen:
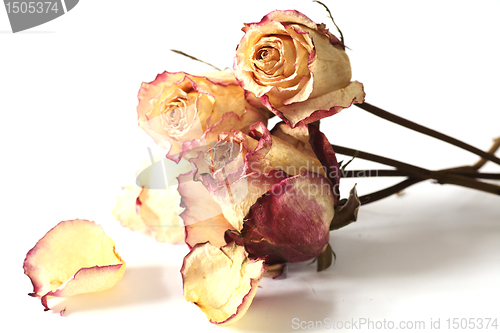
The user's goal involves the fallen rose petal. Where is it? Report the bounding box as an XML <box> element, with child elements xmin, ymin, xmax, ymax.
<box><xmin>181</xmin><ymin>242</ymin><xmax>265</xmax><ymax>325</ymax></box>
<box><xmin>23</xmin><ymin>219</ymin><xmax>125</xmax><ymax>310</ymax></box>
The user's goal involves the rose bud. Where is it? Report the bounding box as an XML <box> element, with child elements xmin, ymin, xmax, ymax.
<box><xmin>23</xmin><ymin>219</ymin><xmax>125</xmax><ymax>311</ymax></box>
<box><xmin>234</xmin><ymin>10</ymin><xmax>365</xmax><ymax>127</ymax></box>
<box><xmin>221</xmin><ymin>123</ymin><xmax>341</xmax><ymax>265</ymax></box>
<box><xmin>137</xmin><ymin>71</ymin><xmax>269</xmax><ymax>161</ymax></box>
<box><xmin>181</xmin><ymin>242</ymin><xmax>265</xmax><ymax>325</ymax></box>
<box><xmin>225</xmin><ymin>170</ymin><xmax>335</xmax><ymax>265</ymax></box>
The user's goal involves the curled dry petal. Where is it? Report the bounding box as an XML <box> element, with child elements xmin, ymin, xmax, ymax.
<box><xmin>330</xmin><ymin>185</ymin><xmax>361</xmax><ymax>230</ymax></box>
<box><xmin>234</xmin><ymin>10</ymin><xmax>365</xmax><ymax>127</ymax></box>
<box><xmin>181</xmin><ymin>242</ymin><xmax>265</xmax><ymax>325</ymax></box>
<box><xmin>225</xmin><ymin>171</ymin><xmax>335</xmax><ymax>265</ymax></box>
<box><xmin>23</xmin><ymin>219</ymin><xmax>125</xmax><ymax>310</ymax></box>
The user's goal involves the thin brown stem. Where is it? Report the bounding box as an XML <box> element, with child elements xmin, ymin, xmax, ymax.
<box><xmin>342</xmin><ymin>169</ymin><xmax>500</xmax><ymax>180</ymax></box>
<box><xmin>332</xmin><ymin>144</ymin><xmax>500</xmax><ymax>196</ymax></box>
<box><xmin>355</xmin><ymin>102</ymin><xmax>500</xmax><ymax>167</ymax></box>
<box><xmin>473</xmin><ymin>137</ymin><xmax>500</xmax><ymax>169</ymax></box>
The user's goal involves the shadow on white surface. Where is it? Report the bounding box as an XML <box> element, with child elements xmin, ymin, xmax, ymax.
<box><xmin>232</xmin><ymin>289</ymin><xmax>334</xmax><ymax>332</ymax></box>
<box><xmin>330</xmin><ymin>188</ymin><xmax>500</xmax><ymax>280</ymax></box>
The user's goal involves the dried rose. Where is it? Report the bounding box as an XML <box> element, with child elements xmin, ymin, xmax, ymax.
<box><xmin>178</xmin><ymin>121</ymin><xmax>328</xmax><ymax>248</ymax></box>
<box><xmin>181</xmin><ymin>242</ymin><xmax>265</xmax><ymax>325</ymax></box>
<box><xmin>23</xmin><ymin>219</ymin><xmax>125</xmax><ymax>310</ymax></box>
<box><xmin>234</xmin><ymin>10</ymin><xmax>365</xmax><ymax>127</ymax></box>
<box><xmin>223</xmin><ymin>123</ymin><xmax>340</xmax><ymax>265</ymax></box>
<box><xmin>137</xmin><ymin>71</ymin><xmax>269</xmax><ymax>160</ymax></box>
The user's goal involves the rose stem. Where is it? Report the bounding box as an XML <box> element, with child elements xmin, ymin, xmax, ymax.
<box><xmin>342</xmin><ymin>169</ymin><xmax>500</xmax><ymax>180</ymax></box>
<box><xmin>170</xmin><ymin>49</ymin><xmax>222</xmax><ymax>71</ymax></box>
<box><xmin>313</xmin><ymin>0</ymin><xmax>345</xmax><ymax>46</ymax></box>
<box><xmin>336</xmin><ymin>139</ymin><xmax>500</xmax><ymax>204</ymax></box>
<box><xmin>331</xmin><ymin>144</ymin><xmax>500</xmax><ymax>196</ymax></box>
<box><xmin>355</xmin><ymin>102</ymin><xmax>500</xmax><ymax>167</ymax></box>
<box><xmin>348</xmin><ymin>169</ymin><xmax>500</xmax><ymax>205</ymax></box>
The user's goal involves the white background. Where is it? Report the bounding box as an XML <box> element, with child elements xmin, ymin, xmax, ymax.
<box><xmin>1</xmin><ymin>1</ymin><xmax>499</xmax><ymax>332</ymax></box>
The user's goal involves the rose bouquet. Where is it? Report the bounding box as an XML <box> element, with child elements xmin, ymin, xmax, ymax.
<box><xmin>22</xmin><ymin>4</ymin><xmax>499</xmax><ymax>326</ymax></box>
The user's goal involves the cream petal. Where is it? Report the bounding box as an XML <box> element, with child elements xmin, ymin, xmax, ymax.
<box><xmin>181</xmin><ymin>242</ymin><xmax>265</xmax><ymax>325</ymax></box>
<box><xmin>23</xmin><ymin>219</ymin><xmax>125</xmax><ymax>310</ymax></box>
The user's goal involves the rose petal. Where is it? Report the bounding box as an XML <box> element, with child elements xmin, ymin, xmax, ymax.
<box><xmin>270</xmin><ymin>122</ymin><xmax>317</xmax><ymax>159</ymax></box>
<box><xmin>181</xmin><ymin>242</ymin><xmax>265</xmax><ymax>325</ymax></box>
<box><xmin>178</xmin><ymin>170</ymin><xmax>235</xmax><ymax>248</ymax></box>
<box><xmin>23</xmin><ymin>219</ymin><xmax>125</xmax><ymax>310</ymax></box>
<box><xmin>277</xmin><ymin>80</ymin><xmax>366</xmax><ymax>127</ymax></box>
<box><xmin>308</xmin><ymin>124</ymin><xmax>341</xmax><ymax>205</ymax></box>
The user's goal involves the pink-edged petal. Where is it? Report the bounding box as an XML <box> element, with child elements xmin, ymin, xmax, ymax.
<box><xmin>185</xmin><ymin>214</ymin><xmax>234</xmax><ymax>249</ymax></box>
<box><xmin>278</xmin><ymin>81</ymin><xmax>366</xmax><ymax>127</ymax></box>
<box><xmin>23</xmin><ymin>219</ymin><xmax>125</xmax><ymax>310</ymax></box>
<box><xmin>178</xmin><ymin>171</ymin><xmax>237</xmax><ymax>248</ymax></box>
<box><xmin>181</xmin><ymin>242</ymin><xmax>266</xmax><ymax>325</ymax></box>
<box><xmin>259</xmin><ymin>10</ymin><xmax>318</xmax><ymax>30</ymax></box>
<box><xmin>270</xmin><ymin>121</ymin><xmax>317</xmax><ymax>159</ymax></box>
<box><xmin>308</xmin><ymin>124</ymin><xmax>341</xmax><ymax>206</ymax></box>
<box><xmin>41</xmin><ymin>264</ymin><xmax>124</xmax><ymax>310</ymax></box>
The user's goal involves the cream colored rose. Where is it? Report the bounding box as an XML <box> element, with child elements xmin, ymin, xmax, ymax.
<box><xmin>234</xmin><ymin>10</ymin><xmax>365</xmax><ymax>127</ymax></box>
<box><xmin>137</xmin><ymin>71</ymin><xmax>268</xmax><ymax>160</ymax></box>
